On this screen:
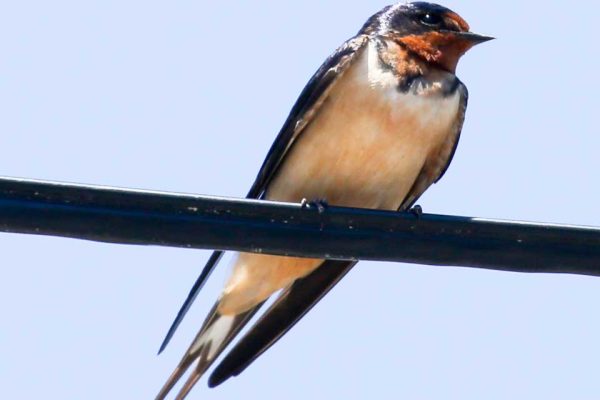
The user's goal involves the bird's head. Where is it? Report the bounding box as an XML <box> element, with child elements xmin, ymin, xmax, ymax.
<box><xmin>362</xmin><ymin>2</ymin><xmax>493</xmax><ymax>73</ymax></box>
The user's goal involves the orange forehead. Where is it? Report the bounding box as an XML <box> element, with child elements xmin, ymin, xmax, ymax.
<box><xmin>444</xmin><ymin>11</ymin><xmax>470</xmax><ymax>32</ymax></box>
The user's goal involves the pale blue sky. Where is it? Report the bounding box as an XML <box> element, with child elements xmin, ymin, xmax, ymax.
<box><xmin>2</xmin><ymin>1</ymin><xmax>600</xmax><ymax>399</ymax></box>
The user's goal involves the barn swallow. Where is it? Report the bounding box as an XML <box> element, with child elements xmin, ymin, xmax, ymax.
<box><xmin>156</xmin><ymin>2</ymin><xmax>492</xmax><ymax>398</ymax></box>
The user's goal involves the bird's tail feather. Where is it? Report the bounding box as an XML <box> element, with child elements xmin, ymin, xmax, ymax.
<box><xmin>208</xmin><ymin>260</ymin><xmax>356</xmax><ymax>387</ymax></box>
<box><xmin>155</xmin><ymin>302</ymin><xmax>263</xmax><ymax>400</ymax></box>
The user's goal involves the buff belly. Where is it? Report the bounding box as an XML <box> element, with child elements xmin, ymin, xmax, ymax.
<box><xmin>218</xmin><ymin>42</ymin><xmax>461</xmax><ymax>315</ymax></box>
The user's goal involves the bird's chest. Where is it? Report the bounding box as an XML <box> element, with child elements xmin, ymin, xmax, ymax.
<box><xmin>267</xmin><ymin>46</ymin><xmax>462</xmax><ymax>210</ymax></box>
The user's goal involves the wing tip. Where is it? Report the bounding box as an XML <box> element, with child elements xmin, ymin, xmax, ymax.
<box><xmin>157</xmin><ymin>332</ymin><xmax>173</xmax><ymax>355</ymax></box>
<box><xmin>207</xmin><ymin>367</ymin><xmax>233</xmax><ymax>388</ymax></box>
<box><xmin>157</xmin><ymin>251</ymin><xmax>225</xmax><ymax>355</ymax></box>
<box><xmin>157</xmin><ymin>306</ymin><xmax>187</xmax><ymax>355</ymax></box>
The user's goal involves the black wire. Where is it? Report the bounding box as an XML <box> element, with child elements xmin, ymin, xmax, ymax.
<box><xmin>1</xmin><ymin>176</ymin><xmax>599</xmax><ymax>277</ymax></box>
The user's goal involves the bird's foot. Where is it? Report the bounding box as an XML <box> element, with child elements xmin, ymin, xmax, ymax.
<box><xmin>301</xmin><ymin>198</ymin><xmax>329</xmax><ymax>214</ymax></box>
<box><xmin>409</xmin><ymin>204</ymin><xmax>423</xmax><ymax>218</ymax></box>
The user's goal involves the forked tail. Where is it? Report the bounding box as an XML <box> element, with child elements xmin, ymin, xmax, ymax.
<box><xmin>155</xmin><ymin>302</ymin><xmax>262</xmax><ymax>400</ymax></box>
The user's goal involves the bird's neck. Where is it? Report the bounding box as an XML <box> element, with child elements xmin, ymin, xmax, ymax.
<box><xmin>370</xmin><ymin>37</ymin><xmax>459</xmax><ymax>96</ymax></box>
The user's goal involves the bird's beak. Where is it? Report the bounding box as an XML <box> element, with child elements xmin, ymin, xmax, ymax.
<box><xmin>454</xmin><ymin>31</ymin><xmax>495</xmax><ymax>46</ymax></box>
<box><xmin>433</xmin><ymin>30</ymin><xmax>494</xmax><ymax>73</ymax></box>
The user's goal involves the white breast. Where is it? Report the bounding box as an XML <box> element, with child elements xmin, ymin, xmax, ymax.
<box><xmin>266</xmin><ymin>40</ymin><xmax>462</xmax><ymax>211</ymax></box>
<box><xmin>219</xmin><ymin>40</ymin><xmax>465</xmax><ymax>314</ymax></box>
<box><xmin>363</xmin><ymin>41</ymin><xmax>462</xmax><ymax>139</ymax></box>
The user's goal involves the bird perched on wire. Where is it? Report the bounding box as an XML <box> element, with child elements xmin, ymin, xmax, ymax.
<box><xmin>156</xmin><ymin>2</ymin><xmax>492</xmax><ymax>398</ymax></box>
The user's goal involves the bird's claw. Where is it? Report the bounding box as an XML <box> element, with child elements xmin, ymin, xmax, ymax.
<box><xmin>301</xmin><ymin>198</ymin><xmax>329</xmax><ymax>214</ymax></box>
<box><xmin>409</xmin><ymin>204</ymin><xmax>423</xmax><ymax>218</ymax></box>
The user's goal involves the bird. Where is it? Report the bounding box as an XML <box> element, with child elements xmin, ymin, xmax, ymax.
<box><xmin>156</xmin><ymin>2</ymin><xmax>492</xmax><ymax>398</ymax></box>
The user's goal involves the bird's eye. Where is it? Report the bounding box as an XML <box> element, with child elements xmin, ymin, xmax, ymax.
<box><xmin>419</xmin><ymin>13</ymin><xmax>443</xmax><ymax>27</ymax></box>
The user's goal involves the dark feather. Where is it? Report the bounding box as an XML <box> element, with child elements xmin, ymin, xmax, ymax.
<box><xmin>247</xmin><ymin>35</ymin><xmax>369</xmax><ymax>199</ymax></box>
<box><xmin>158</xmin><ymin>251</ymin><xmax>223</xmax><ymax>354</ymax></box>
<box><xmin>155</xmin><ymin>302</ymin><xmax>264</xmax><ymax>400</ymax></box>
<box><xmin>205</xmin><ymin>80</ymin><xmax>468</xmax><ymax>382</ymax></box>
<box><xmin>158</xmin><ymin>34</ymin><xmax>369</xmax><ymax>354</ymax></box>
<box><xmin>208</xmin><ymin>260</ymin><xmax>356</xmax><ymax>387</ymax></box>
<box><xmin>434</xmin><ymin>83</ymin><xmax>468</xmax><ymax>183</ymax></box>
